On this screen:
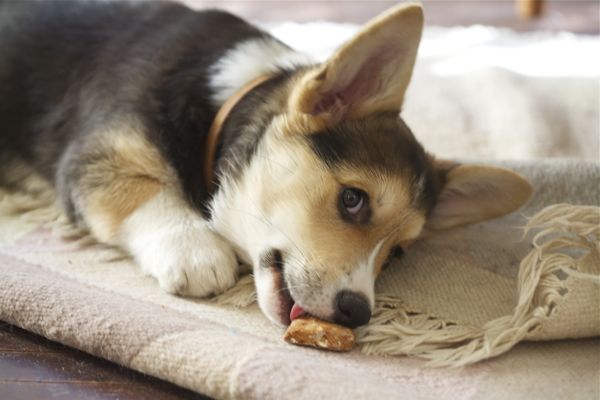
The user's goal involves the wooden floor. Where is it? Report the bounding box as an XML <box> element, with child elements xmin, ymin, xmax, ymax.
<box><xmin>1</xmin><ymin>1</ymin><xmax>598</xmax><ymax>399</ymax></box>
<box><xmin>0</xmin><ymin>323</ymin><xmax>210</xmax><ymax>400</ymax></box>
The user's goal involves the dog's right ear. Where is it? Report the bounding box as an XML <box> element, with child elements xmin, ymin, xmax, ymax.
<box><xmin>289</xmin><ymin>3</ymin><xmax>423</xmax><ymax>123</ymax></box>
<box><xmin>424</xmin><ymin>161</ymin><xmax>533</xmax><ymax>232</ymax></box>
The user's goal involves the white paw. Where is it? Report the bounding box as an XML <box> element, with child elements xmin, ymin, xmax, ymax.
<box><xmin>125</xmin><ymin>219</ymin><xmax>238</xmax><ymax>297</ymax></box>
<box><xmin>141</xmin><ymin>223</ymin><xmax>239</xmax><ymax>297</ymax></box>
<box><xmin>121</xmin><ymin>190</ymin><xmax>239</xmax><ymax>297</ymax></box>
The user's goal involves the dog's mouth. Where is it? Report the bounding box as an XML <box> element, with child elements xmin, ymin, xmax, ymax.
<box><xmin>262</xmin><ymin>249</ymin><xmax>306</xmax><ymax>325</ymax></box>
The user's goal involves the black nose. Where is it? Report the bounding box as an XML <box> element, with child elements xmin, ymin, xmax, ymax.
<box><xmin>334</xmin><ymin>290</ymin><xmax>372</xmax><ymax>328</ymax></box>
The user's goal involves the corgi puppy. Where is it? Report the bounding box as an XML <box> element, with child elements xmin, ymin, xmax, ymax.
<box><xmin>0</xmin><ymin>1</ymin><xmax>532</xmax><ymax>328</ymax></box>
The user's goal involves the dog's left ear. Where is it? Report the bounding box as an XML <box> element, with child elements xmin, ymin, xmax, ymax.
<box><xmin>289</xmin><ymin>3</ymin><xmax>423</xmax><ymax>121</ymax></box>
<box><xmin>424</xmin><ymin>162</ymin><xmax>533</xmax><ymax>231</ymax></box>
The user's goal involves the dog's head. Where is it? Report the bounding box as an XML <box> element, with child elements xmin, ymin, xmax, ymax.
<box><xmin>213</xmin><ymin>4</ymin><xmax>532</xmax><ymax>327</ymax></box>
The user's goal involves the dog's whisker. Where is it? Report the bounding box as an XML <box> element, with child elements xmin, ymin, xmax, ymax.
<box><xmin>245</xmin><ymin>197</ymin><xmax>314</xmax><ymax>268</ymax></box>
<box><xmin>216</xmin><ymin>205</ymin><xmax>315</xmax><ymax>268</ymax></box>
<box><xmin>273</xmin><ymin>282</ymin><xmax>313</xmax><ymax>296</ymax></box>
<box><xmin>215</xmin><ymin>204</ymin><xmax>326</xmax><ymax>284</ymax></box>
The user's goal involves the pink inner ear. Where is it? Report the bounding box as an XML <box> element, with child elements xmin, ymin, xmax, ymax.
<box><xmin>312</xmin><ymin>46</ymin><xmax>393</xmax><ymax>118</ymax></box>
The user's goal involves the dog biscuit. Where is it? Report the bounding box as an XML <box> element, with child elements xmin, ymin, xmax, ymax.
<box><xmin>283</xmin><ymin>316</ymin><xmax>355</xmax><ymax>351</ymax></box>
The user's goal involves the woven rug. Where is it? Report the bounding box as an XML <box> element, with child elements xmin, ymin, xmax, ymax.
<box><xmin>1</xmin><ymin>160</ymin><xmax>598</xmax><ymax>399</ymax></box>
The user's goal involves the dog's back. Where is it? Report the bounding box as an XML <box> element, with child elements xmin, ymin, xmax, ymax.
<box><xmin>1</xmin><ymin>0</ymin><xmax>144</xmax><ymax>161</ymax></box>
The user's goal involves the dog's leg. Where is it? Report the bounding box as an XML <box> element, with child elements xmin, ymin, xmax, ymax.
<box><xmin>120</xmin><ymin>188</ymin><xmax>239</xmax><ymax>296</ymax></box>
<box><xmin>57</xmin><ymin>122</ymin><xmax>238</xmax><ymax>297</ymax></box>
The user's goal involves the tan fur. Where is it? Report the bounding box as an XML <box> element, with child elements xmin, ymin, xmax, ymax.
<box><xmin>85</xmin><ymin>176</ymin><xmax>161</xmax><ymax>242</ymax></box>
<box><xmin>251</xmin><ymin>101</ymin><xmax>531</xmax><ymax>312</ymax></box>
<box><xmin>81</xmin><ymin>122</ymin><xmax>173</xmax><ymax>242</ymax></box>
<box><xmin>258</xmin><ymin>131</ymin><xmax>426</xmax><ymax>286</ymax></box>
<box><xmin>425</xmin><ymin>161</ymin><xmax>533</xmax><ymax>232</ymax></box>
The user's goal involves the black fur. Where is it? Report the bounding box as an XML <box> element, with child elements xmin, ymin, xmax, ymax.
<box><xmin>0</xmin><ymin>0</ymin><xmax>292</xmax><ymax>217</ymax></box>
<box><xmin>215</xmin><ymin>70</ymin><xmax>300</xmax><ymax>187</ymax></box>
<box><xmin>307</xmin><ymin>113</ymin><xmax>440</xmax><ymax>213</ymax></box>
<box><xmin>0</xmin><ymin>0</ymin><xmax>438</xmax><ymax>225</ymax></box>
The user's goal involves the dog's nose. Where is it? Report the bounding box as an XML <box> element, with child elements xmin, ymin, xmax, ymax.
<box><xmin>334</xmin><ymin>290</ymin><xmax>371</xmax><ymax>328</ymax></box>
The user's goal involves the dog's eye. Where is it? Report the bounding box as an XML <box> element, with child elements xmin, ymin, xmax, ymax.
<box><xmin>338</xmin><ymin>187</ymin><xmax>370</xmax><ymax>223</ymax></box>
<box><xmin>341</xmin><ymin>188</ymin><xmax>365</xmax><ymax>215</ymax></box>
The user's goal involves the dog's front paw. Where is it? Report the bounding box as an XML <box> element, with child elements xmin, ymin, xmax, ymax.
<box><xmin>132</xmin><ymin>221</ymin><xmax>239</xmax><ymax>297</ymax></box>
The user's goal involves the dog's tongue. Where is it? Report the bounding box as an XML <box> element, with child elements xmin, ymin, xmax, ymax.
<box><xmin>290</xmin><ymin>303</ymin><xmax>306</xmax><ymax>321</ymax></box>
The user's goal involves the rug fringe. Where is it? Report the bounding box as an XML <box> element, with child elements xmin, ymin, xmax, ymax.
<box><xmin>212</xmin><ymin>275</ymin><xmax>257</xmax><ymax>307</ymax></box>
<box><xmin>356</xmin><ymin>203</ymin><xmax>599</xmax><ymax>366</ymax></box>
<box><xmin>0</xmin><ymin>188</ymin><xmax>94</xmax><ymax>243</ymax></box>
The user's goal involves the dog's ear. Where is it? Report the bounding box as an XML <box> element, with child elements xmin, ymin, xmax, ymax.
<box><xmin>289</xmin><ymin>3</ymin><xmax>423</xmax><ymax>122</ymax></box>
<box><xmin>424</xmin><ymin>161</ymin><xmax>533</xmax><ymax>231</ymax></box>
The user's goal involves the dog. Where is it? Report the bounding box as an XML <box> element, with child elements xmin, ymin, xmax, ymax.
<box><xmin>0</xmin><ymin>1</ymin><xmax>532</xmax><ymax>328</ymax></box>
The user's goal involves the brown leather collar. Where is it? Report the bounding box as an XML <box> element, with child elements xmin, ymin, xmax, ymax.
<box><xmin>203</xmin><ymin>74</ymin><xmax>273</xmax><ymax>193</ymax></box>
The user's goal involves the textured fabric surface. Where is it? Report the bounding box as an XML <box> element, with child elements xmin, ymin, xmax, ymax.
<box><xmin>1</xmin><ymin>24</ymin><xmax>599</xmax><ymax>399</ymax></box>
<box><xmin>1</xmin><ymin>161</ymin><xmax>598</xmax><ymax>399</ymax></box>
<box><xmin>0</xmin><ymin>250</ymin><xmax>598</xmax><ymax>400</ymax></box>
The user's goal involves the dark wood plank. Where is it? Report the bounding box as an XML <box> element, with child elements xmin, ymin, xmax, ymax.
<box><xmin>0</xmin><ymin>325</ymin><xmax>71</xmax><ymax>354</ymax></box>
<box><xmin>0</xmin><ymin>352</ymin><xmax>141</xmax><ymax>383</ymax></box>
<box><xmin>1</xmin><ymin>382</ymin><xmax>121</xmax><ymax>400</ymax></box>
<box><xmin>0</xmin><ymin>323</ymin><xmax>210</xmax><ymax>400</ymax></box>
<box><xmin>0</xmin><ymin>381</ymin><xmax>204</xmax><ymax>400</ymax></box>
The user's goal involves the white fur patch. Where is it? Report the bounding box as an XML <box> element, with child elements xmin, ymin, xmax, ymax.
<box><xmin>345</xmin><ymin>238</ymin><xmax>385</xmax><ymax>308</ymax></box>
<box><xmin>208</xmin><ymin>37</ymin><xmax>315</xmax><ymax>106</ymax></box>
<box><xmin>121</xmin><ymin>190</ymin><xmax>238</xmax><ymax>297</ymax></box>
<box><xmin>282</xmin><ymin>237</ymin><xmax>385</xmax><ymax>321</ymax></box>
<box><xmin>254</xmin><ymin>267</ymin><xmax>286</xmax><ymax>326</ymax></box>
<box><xmin>318</xmin><ymin>238</ymin><xmax>384</xmax><ymax>314</ymax></box>
<box><xmin>209</xmin><ymin>147</ymin><xmax>385</xmax><ymax>321</ymax></box>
